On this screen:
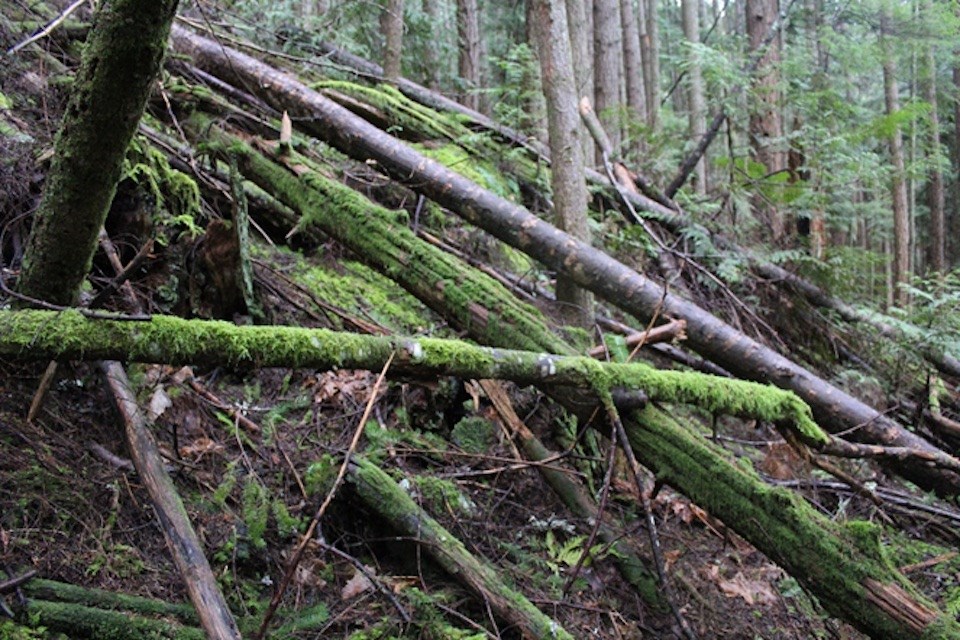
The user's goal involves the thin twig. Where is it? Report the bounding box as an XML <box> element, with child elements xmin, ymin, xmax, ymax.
<box><xmin>603</xmin><ymin>397</ymin><xmax>698</xmax><ymax>640</ymax></box>
<box><xmin>5</xmin><ymin>0</ymin><xmax>86</xmax><ymax>56</ymax></box>
<box><xmin>255</xmin><ymin>352</ymin><xmax>395</xmax><ymax>639</ymax></box>
<box><xmin>314</xmin><ymin>539</ymin><xmax>411</xmax><ymax>623</ymax></box>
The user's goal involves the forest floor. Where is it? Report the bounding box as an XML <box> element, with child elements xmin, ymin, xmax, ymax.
<box><xmin>0</xmin><ymin>351</ymin><xmax>866</xmax><ymax>640</ymax></box>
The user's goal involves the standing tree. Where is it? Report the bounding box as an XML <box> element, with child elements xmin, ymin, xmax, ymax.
<box><xmin>565</xmin><ymin>0</ymin><xmax>594</xmax><ymax>158</ymax></box>
<box><xmin>457</xmin><ymin>0</ymin><xmax>482</xmax><ymax>111</ymax></box>
<box><xmin>381</xmin><ymin>0</ymin><xmax>405</xmax><ymax>83</ymax></box>
<box><xmin>921</xmin><ymin>0</ymin><xmax>945</xmax><ymax>274</ymax></box>
<box><xmin>593</xmin><ymin>0</ymin><xmax>623</xmax><ymax>158</ymax></box>
<box><xmin>681</xmin><ymin>0</ymin><xmax>706</xmax><ymax>194</ymax></box>
<box><xmin>880</xmin><ymin>6</ymin><xmax>910</xmax><ymax>307</ymax></box>
<box><xmin>530</xmin><ymin>0</ymin><xmax>594</xmax><ymax>326</ymax></box>
<box><xmin>746</xmin><ymin>0</ymin><xmax>786</xmax><ymax>241</ymax></box>
<box><xmin>422</xmin><ymin>0</ymin><xmax>441</xmax><ymax>90</ymax></box>
<box><xmin>643</xmin><ymin>0</ymin><xmax>660</xmax><ymax>129</ymax></box>
<box><xmin>17</xmin><ymin>0</ymin><xmax>180</xmax><ymax>306</ymax></box>
<box><xmin>620</xmin><ymin>0</ymin><xmax>647</xmax><ymax>138</ymax></box>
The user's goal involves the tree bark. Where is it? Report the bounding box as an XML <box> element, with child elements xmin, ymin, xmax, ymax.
<box><xmin>456</xmin><ymin>0</ymin><xmax>481</xmax><ymax>111</ymax></box>
<box><xmin>881</xmin><ymin>8</ymin><xmax>910</xmax><ymax>307</ymax></box>
<box><xmin>681</xmin><ymin>0</ymin><xmax>707</xmax><ymax>195</ymax></box>
<box><xmin>342</xmin><ymin>458</ymin><xmax>576</xmax><ymax>640</ymax></box>
<box><xmin>746</xmin><ymin>0</ymin><xmax>786</xmax><ymax>241</ymax></box>
<box><xmin>16</xmin><ymin>0</ymin><xmax>180</xmax><ymax>306</ymax></box>
<box><xmin>620</xmin><ymin>0</ymin><xmax>647</xmax><ymax>132</ymax></box>
<box><xmin>422</xmin><ymin>0</ymin><xmax>441</xmax><ymax>90</ymax></box>
<box><xmin>529</xmin><ymin>0</ymin><xmax>594</xmax><ymax>326</ymax></box>
<box><xmin>381</xmin><ymin>0</ymin><xmax>404</xmax><ymax>82</ymax></box>
<box><xmin>644</xmin><ymin>0</ymin><xmax>660</xmax><ymax>129</ymax></box>
<box><xmin>564</xmin><ymin>0</ymin><xmax>594</xmax><ymax>158</ymax></box>
<box><xmin>921</xmin><ymin>0</ymin><xmax>945</xmax><ymax>274</ymax></box>
<box><xmin>170</xmin><ymin>25</ymin><xmax>960</xmax><ymax>495</ymax></box>
<box><xmin>593</xmin><ymin>0</ymin><xmax>623</xmax><ymax>157</ymax></box>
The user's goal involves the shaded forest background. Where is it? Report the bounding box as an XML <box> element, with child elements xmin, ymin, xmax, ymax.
<box><xmin>2</xmin><ymin>0</ymin><xmax>960</xmax><ymax>639</ymax></box>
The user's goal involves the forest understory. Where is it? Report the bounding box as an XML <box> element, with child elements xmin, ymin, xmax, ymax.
<box><xmin>2</xmin><ymin>1</ymin><xmax>960</xmax><ymax>639</ymax></box>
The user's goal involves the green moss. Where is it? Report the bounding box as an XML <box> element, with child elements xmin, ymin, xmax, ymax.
<box><xmin>122</xmin><ymin>136</ymin><xmax>202</xmax><ymax>242</ymax></box>
<box><xmin>293</xmin><ymin>254</ymin><xmax>430</xmax><ymax>333</ymax></box>
<box><xmin>18</xmin><ymin>600</ymin><xmax>203</xmax><ymax>639</ymax></box>
<box><xmin>312</xmin><ymin>80</ymin><xmax>470</xmax><ymax>142</ymax></box>
<box><xmin>411</xmin><ymin>475</ymin><xmax>477</xmax><ymax>516</ymax></box>
<box><xmin>414</xmin><ymin>142</ymin><xmax>520</xmax><ymax>202</ymax></box>
<box><xmin>450</xmin><ymin>416</ymin><xmax>495</xmax><ymax>454</ymax></box>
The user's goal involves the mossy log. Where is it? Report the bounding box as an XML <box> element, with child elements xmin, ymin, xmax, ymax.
<box><xmin>625</xmin><ymin>406</ymin><xmax>960</xmax><ymax>639</ymax></box>
<box><xmin>0</xmin><ymin>309</ymin><xmax>823</xmax><ymax>441</ymax></box>
<box><xmin>22</xmin><ymin>578</ymin><xmax>200</xmax><ymax>624</ymax></box>
<box><xmin>18</xmin><ymin>600</ymin><xmax>205</xmax><ymax>639</ymax></box>
<box><xmin>336</xmin><ymin>457</ymin><xmax>577</xmax><ymax>640</ymax></box>
<box><xmin>14</xmin><ymin>579</ymin><xmax>204</xmax><ymax>639</ymax></box>
<box><xmin>168</xmin><ymin>25</ymin><xmax>960</xmax><ymax>495</ymax></box>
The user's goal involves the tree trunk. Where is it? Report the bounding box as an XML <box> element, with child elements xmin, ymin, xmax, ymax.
<box><xmin>593</xmin><ymin>0</ymin><xmax>622</xmax><ymax>158</ymax></box>
<box><xmin>681</xmin><ymin>0</ymin><xmax>706</xmax><ymax>194</ymax></box>
<box><xmin>16</xmin><ymin>0</ymin><xmax>180</xmax><ymax>306</ymax></box>
<box><xmin>921</xmin><ymin>0</ymin><xmax>945</xmax><ymax>274</ymax></box>
<box><xmin>422</xmin><ymin>0</ymin><xmax>441</xmax><ymax>90</ymax></box>
<box><xmin>381</xmin><ymin>0</ymin><xmax>404</xmax><ymax>82</ymax></box>
<box><xmin>530</xmin><ymin>0</ymin><xmax>594</xmax><ymax>326</ymax></box>
<box><xmin>620</xmin><ymin>0</ymin><xmax>647</xmax><ymax>134</ymax></box>
<box><xmin>644</xmin><ymin>0</ymin><xmax>660</xmax><ymax>129</ymax></box>
<box><xmin>456</xmin><ymin>0</ymin><xmax>481</xmax><ymax>111</ymax></box>
<box><xmin>564</xmin><ymin>0</ymin><xmax>594</xmax><ymax>158</ymax></box>
<box><xmin>746</xmin><ymin>0</ymin><xmax>786</xmax><ymax>241</ymax></box>
<box><xmin>170</xmin><ymin>25</ymin><xmax>960</xmax><ymax>495</ymax></box>
<box><xmin>881</xmin><ymin>9</ymin><xmax>910</xmax><ymax>307</ymax></box>
<box><xmin>342</xmin><ymin>458</ymin><xmax>576</xmax><ymax>640</ymax></box>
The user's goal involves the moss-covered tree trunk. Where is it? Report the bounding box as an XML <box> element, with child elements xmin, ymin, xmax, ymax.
<box><xmin>169</xmin><ymin>26</ymin><xmax>960</xmax><ymax>496</ymax></box>
<box><xmin>17</xmin><ymin>0</ymin><xmax>179</xmax><ymax>306</ymax></box>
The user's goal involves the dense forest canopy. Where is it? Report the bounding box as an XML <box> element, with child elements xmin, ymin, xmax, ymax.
<box><xmin>2</xmin><ymin>0</ymin><xmax>960</xmax><ymax>638</ymax></box>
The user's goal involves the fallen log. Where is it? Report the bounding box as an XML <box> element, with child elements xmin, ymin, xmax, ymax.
<box><xmin>332</xmin><ymin>456</ymin><xmax>576</xmax><ymax>640</ymax></box>
<box><xmin>15</xmin><ymin>578</ymin><xmax>204</xmax><ymax>639</ymax></box>
<box><xmin>0</xmin><ymin>309</ymin><xmax>825</xmax><ymax>442</ymax></box>
<box><xmin>169</xmin><ymin>26</ymin><xmax>960</xmax><ymax>494</ymax></box>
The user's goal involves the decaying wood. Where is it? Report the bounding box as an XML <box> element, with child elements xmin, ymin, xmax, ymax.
<box><xmin>102</xmin><ymin>360</ymin><xmax>241</xmax><ymax>640</ymax></box>
<box><xmin>342</xmin><ymin>456</ymin><xmax>577</xmax><ymax>640</ymax></box>
<box><xmin>6</xmin><ymin>308</ymin><xmax>955</xmax><ymax>637</ymax></box>
<box><xmin>0</xmin><ymin>309</ymin><xmax>827</xmax><ymax>444</ymax></box>
<box><xmin>169</xmin><ymin>26</ymin><xmax>960</xmax><ymax>495</ymax></box>
<box><xmin>16</xmin><ymin>578</ymin><xmax>203</xmax><ymax>639</ymax></box>
<box><xmin>95</xmin><ymin>232</ymin><xmax>240</xmax><ymax>640</ymax></box>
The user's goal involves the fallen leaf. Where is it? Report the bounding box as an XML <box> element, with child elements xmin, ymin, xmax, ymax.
<box><xmin>341</xmin><ymin>567</ymin><xmax>374</xmax><ymax>600</ymax></box>
<box><xmin>717</xmin><ymin>571</ymin><xmax>778</xmax><ymax>606</ymax></box>
<box><xmin>147</xmin><ymin>387</ymin><xmax>172</xmax><ymax>422</ymax></box>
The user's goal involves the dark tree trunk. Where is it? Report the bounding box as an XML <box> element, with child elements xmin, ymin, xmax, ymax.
<box><xmin>17</xmin><ymin>0</ymin><xmax>180</xmax><ymax>306</ymax></box>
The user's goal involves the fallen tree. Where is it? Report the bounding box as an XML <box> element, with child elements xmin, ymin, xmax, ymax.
<box><xmin>274</xmin><ymin>27</ymin><xmax>960</xmax><ymax>384</ymax></box>
<box><xmin>169</xmin><ymin>25</ymin><xmax>960</xmax><ymax>495</ymax></box>
<box><xmin>1</xmin><ymin>309</ymin><xmax>957</xmax><ymax>639</ymax></box>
